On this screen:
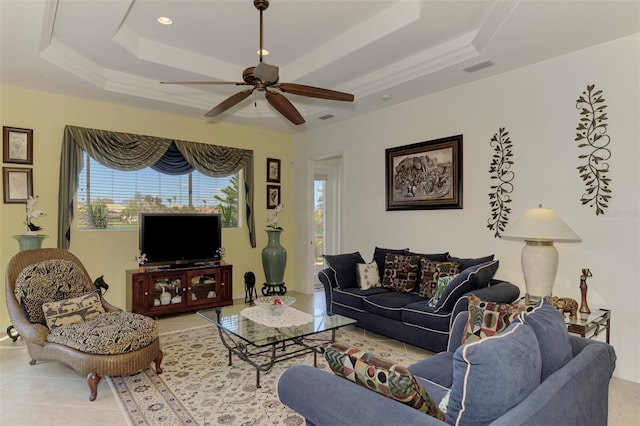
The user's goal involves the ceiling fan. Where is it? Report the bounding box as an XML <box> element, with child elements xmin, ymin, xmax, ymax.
<box><xmin>160</xmin><ymin>0</ymin><xmax>355</xmax><ymax>125</ymax></box>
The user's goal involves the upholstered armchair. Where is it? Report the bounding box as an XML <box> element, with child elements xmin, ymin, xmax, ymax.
<box><xmin>5</xmin><ymin>248</ymin><xmax>163</xmax><ymax>401</ymax></box>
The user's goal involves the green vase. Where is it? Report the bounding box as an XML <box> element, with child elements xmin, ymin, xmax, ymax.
<box><xmin>13</xmin><ymin>234</ymin><xmax>47</xmax><ymax>251</ymax></box>
<box><xmin>262</xmin><ymin>229</ymin><xmax>287</xmax><ymax>284</ymax></box>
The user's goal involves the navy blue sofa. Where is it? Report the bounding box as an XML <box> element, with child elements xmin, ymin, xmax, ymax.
<box><xmin>279</xmin><ymin>300</ymin><xmax>617</xmax><ymax>425</ymax></box>
<box><xmin>319</xmin><ymin>250</ymin><xmax>520</xmax><ymax>353</ymax></box>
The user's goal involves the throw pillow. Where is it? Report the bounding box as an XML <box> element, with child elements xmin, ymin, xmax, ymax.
<box><xmin>446</xmin><ymin>322</ymin><xmax>542</xmax><ymax>425</ymax></box>
<box><xmin>445</xmin><ymin>254</ymin><xmax>495</xmax><ymax>271</ymax></box>
<box><xmin>324</xmin><ymin>252</ymin><xmax>366</xmax><ymax>289</ymax></box>
<box><xmin>427</xmin><ymin>275</ymin><xmax>458</xmax><ymax>307</ymax></box>
<box><xmin>42</xmin><ymin>293</ymin><xmax>105</xmax><ymax>329</ymax></box>
<box><xmin>20</xmin><ymin>296</ymin><xmax>55</xmax><ymax>324</ymax></box>
<box><xmin>325</xmin><ymin>343</ymin><xmax>445</xmax><ymax>420</ymax></box>
<box><xmin>514</xmin><ymin>298</ymin><xmax>573</xmax><ymax>381</ymax></box>
<box><xmin>461</xmin><ymin>295</ymin><xmax>532</xmax><ymax>344</ymax></box>
<box><xmin>434</xmin><ymin>260</ymin><xmax>499</xmax><ymax>313</ymax></box>
<box><xmin>405</xmin><ymin>250</ymin><xmax>449</xmax><ymax>262</ymax></box>
<box><xmin>382</xmin><ymin>254</ymin><xmax>420</xmax><ymax>293</ymax></box>
<box><xmin>373</xmin><ymin>247</ymin><xmax>409</xmax><ymax>281</ymax></box>
<box><xmin>356</xmin><ymin>261</ymin><xmax>381</xmax><ymax>290</ymax></box>
<box><xmin>417</xmin><ymin>259</ymin><xmax>460</xmax><ymax>298</ymax></box>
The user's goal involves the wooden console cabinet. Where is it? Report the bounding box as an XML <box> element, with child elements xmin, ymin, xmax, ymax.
<box><xmin>127</xmin><ymin>265</ymin><xmax>233</xmax><ymax>317</ymax></box>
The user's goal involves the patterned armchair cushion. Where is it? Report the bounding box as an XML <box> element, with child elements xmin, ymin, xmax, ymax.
<box><xmin>417</xmin><ymin>259</ymin><xmax>460</xmax><ymax>298</ymax></box>
<box><xmin>14</xmin><ymin>259</ymin><xmax>92</xmax><ymax>302</ymax></box>
<box><xmin>42</xmin><ymin>293</ymin><xmax>105</xmax><ymax>329</ymax></box>
<box><xmin>461</xmin><ymin>295</ymin><xmax>532</xmax><ymax>344</ymax></box>
<box><xmin>382</xmin><ymin>254</ymin><xmax>420</xmax><ymax>293</ymax></box>
<box><xmin>325</xmin><ymin>342</ymin><xmax>445</xmax><ymax>420</ymax></box>
<box><xmin>356</xmin><ymin>261</ymin><xmax>382</xmax><ymax>290</ymax></box>
<box><xmin>20</xmin><ymin>296</ymin><xmax>55</xmax><ymax>324</ymax></box>
<box><xmin>324</xmin><ymin>252</ymin><xmax>366</xmax><ymax>289</ymax></box>
<box><xmin>47</xmin><ymin>311</ymin><xmax>158</xmax><ymax>355</ymax></box>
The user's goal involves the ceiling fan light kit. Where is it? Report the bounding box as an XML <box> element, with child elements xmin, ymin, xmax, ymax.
<box><xmin>161</xmin><ymin>0</ymin><xmax>354</xmax><ymax>125</ymax></box>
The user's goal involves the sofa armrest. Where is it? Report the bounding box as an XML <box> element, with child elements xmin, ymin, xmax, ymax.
<box><xmin>278</xmin><ymin>365</ymin><xmax>446</xmax><ymax>426</ymax></box>
<box><xmin>450</xmin><ymin>280</ymin><xmax>520</xmax><ymax>320</ymax></box>
<box><xmin>318</xmin><ymin>267</ymin><xmax>338</xmax><ymax>314</ymax></box>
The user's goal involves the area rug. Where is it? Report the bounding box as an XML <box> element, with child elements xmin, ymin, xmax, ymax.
<box><xmin>107</xmin><ymin>325</ymin><xmax>422</xmax><ymax>426</ymax></box>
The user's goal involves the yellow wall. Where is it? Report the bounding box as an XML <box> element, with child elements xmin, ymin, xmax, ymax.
<box><xmin>0</xmin><ymin>84</ymin><xmax>293</xmax><ymax>326</ymax></box>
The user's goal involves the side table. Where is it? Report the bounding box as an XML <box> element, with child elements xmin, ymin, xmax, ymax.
<box><xmin>565</xmin><ymin>308</ymin><xmax>610</xmax><ymax>343</ymax></box>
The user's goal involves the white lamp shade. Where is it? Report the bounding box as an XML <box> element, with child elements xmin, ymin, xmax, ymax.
<box><xmin>502</xmin><ymin>206</ymin><xmax>581</xmax><ymax>242</ymax></box>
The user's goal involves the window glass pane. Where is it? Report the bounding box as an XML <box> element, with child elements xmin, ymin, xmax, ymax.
<box><xmin>78</xmin><ymin>154</ymin><xmax>240</xmax><ymax>230</ymax></box>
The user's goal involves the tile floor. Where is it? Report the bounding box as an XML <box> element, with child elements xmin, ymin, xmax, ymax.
<box><xmin>1</xmin><ymin>291</ymin><xmax>638</xmax><ymax>425</ymax></box>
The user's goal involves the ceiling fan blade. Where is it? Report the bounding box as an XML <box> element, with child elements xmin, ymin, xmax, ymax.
<box><xmin>161</xmin><ymin>81</ymin><xmax>247</xmax><ymax>85</ymax></box>
<box><xmin>265</xmin><ymin>90</ymin><xmax>305</xmax><ymax>125</ymax></box>
<box><xmin>278</xmin><ymin>83</ymin><xmax>354</xmax><ymax>102</ymax></box>
<box><xmin>205</xmin><ymin>89</ymin><xmax>254</xmax><ymax>118</ymax></box>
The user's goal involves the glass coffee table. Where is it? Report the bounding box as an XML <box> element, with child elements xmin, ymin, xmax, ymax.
<box><xmin>197</xmin><ymin>303</ymin><xmax>356</xmax><ymax>387</ymax></box>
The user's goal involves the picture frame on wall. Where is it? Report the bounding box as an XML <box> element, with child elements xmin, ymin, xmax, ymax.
<box><xmin>267</xmin><ymin>185</ymin><xmax>281</xmax><ymax>209</ymax></box>
<box><xmin>267</xmin><ymin>158</ymin><xmax>281</xmax><ymax>183</ymax></box>
<box><xmin>3</xmin><ymin>167</ymin><xmax>33</xmax><ymax>204</ymax></box>
<box><xmin>3</xmin><ymin>126</ymin><xmax>33</xmax><ymax>165</ymax></box>
<box><xmin>385</xmin><ymin>134</ymin><xmax>463</xmax><ymax>210</ymax></box>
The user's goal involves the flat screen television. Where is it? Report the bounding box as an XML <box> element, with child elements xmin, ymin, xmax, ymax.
<box><xmin>139</xmin><ymin>213</ymin><xmax>222</xmax><ymax>268</ymax></box>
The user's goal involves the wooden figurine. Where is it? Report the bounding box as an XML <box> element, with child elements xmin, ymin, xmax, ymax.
<box><xmin>579</xmin><ymin>268</ymin><xmax>592</xmax><ymax>314</ymax></box>
<box><xmin>551</xmin><ymin>296</ymin><xmax>579</xmax><ymax>319</ymax></box>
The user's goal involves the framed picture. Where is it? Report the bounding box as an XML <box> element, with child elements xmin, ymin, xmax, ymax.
<box><xmin>3</xmin><ymin>126</ymin><xmax>33</xmax><ymax>165</ymax></box>
<box><xmin>3</xmin><ymin>167</ymin><xmax>33</xmax><ymax>204</ymax></box>
<box><xmin>385</xmin><ymin>134</ymin><xmax>463</xmax><ymax>210</ymax></box>
<box><xmin>267</xmin><ymin>185</ymin><xmax>281</xmax><ymax>209</ymax></box>
<box><xmin>267</xmin><ymin>158</ymin><xmax>281</xmax><ymax>183</ymax></box>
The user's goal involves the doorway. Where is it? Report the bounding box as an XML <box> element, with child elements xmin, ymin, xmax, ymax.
<box><xmin>312</xmin><ymin>157</ymin><xmax>342</xmax><ymax>289</ymax></box>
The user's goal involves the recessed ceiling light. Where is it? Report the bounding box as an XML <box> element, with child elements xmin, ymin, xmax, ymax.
<box><xmin>380</xmin><ymin>94</ymin><xmax>392</xmax><ymax>101</ymax></box>
<box><xmin>157</xmin><ymin>16</ymin><xmax>173</xmax><ymax>25</ymax></box>
<box><xmin>257</xmin><ymin>49</ymin><xmax>269</xmax><ymax>56</ymax></box>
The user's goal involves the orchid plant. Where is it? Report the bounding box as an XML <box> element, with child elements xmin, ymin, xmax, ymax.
<box><xmin>135</xmin><ymin>250</ymin><xmax>148</xmax><ymax>266</ymax></box>
<box><xmin>25</xmin><ymin>195</ymin><xmax>46</xmax><ymax>233</ymax></box>
<box><xmin>267</xmin><ymin>204</ymin><xmax>284</xmax><ymax>230</ymax></box>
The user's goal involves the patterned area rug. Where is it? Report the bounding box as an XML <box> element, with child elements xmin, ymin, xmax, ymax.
<box><xmin>107</xmin><ymin>325</ymin><xmax>422</xmax><ymax>426</ymax></box>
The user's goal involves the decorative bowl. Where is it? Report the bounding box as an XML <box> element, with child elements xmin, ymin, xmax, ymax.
<box><xmin>254</xmin><ymin>296</ymin><xmax>296</xmax><ymax>315</ymax></box>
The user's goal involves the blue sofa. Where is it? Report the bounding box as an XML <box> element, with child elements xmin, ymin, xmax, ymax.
<box><xmin>278</xmin><ymin>300</ymin><xmax>617</xmax><ymax>426</ymax></box>
<box><xmin>319</xmin><ymin>249</ymin><xmax>520</xmax><ymax>352</ymax></box>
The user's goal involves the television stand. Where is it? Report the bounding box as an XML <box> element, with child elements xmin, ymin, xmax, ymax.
<box><xmin>127</xmin><ymin>264</ymin><xmax>233</xmax><ymax>317</ymax></box>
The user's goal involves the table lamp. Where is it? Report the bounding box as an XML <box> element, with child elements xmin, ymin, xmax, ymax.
<box><xmin>502</xmin><ymin>205</ymin><xmax>581</xmax><ymax>304</ymax></box>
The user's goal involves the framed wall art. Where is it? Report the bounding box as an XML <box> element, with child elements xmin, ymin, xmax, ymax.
<box><xmin>385</xmin><ymin>134</ymin><xmax>463</xmax><ymax>210</ymax></box>
<box><xmin>3</xmin><ymin>126</ymin><xmax>33</xmax><ymax>165</ymax></box>
<box><xmin>3</xmin><ymin>167</ymin><xmax>33</xmax><ymax>203</ymax></box>
<box><xmin>267</xmin><ymin>158</ymin><xmax>281</xmax><ymax>183</ymax></box>
<box><xmin>267</xmin><ymin>185</ymin><xmax>281</xmax><ymax>209</ymax></box>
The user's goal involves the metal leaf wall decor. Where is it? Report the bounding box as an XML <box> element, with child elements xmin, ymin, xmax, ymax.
<box><xmin>575</xmin><ymin>84</ymin><xmax>612</xmax><ymax>215</ymax></box>
<box><xmin>487</xmin><ymin>127</ymin><xmax>514</xmax><ymax>237</ymax></box>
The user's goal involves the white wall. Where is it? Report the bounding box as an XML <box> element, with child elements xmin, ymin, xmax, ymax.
<box><xmin>292</xmin><ymin>34</ymin><xmax>640</xmax><ymax>383</ymax></box>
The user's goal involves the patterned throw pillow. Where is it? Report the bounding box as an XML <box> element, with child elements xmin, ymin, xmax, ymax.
<box><xmin>42</xmin><ymin>293</ymin><xmax>105</xmax><ymax>329</ymax></box>
<box><xmin>20</xmin><ymin>297</ymin><xmax>55</xmax><ymax>324</ymax></box>
<box><xmin>426</xmin><ymin>275</ymin><xmax>458</xmax><ymax>307</ymax></box>
<box><xmin>382</xmin><ymin>254</ymin><xmax>420</xmax><ymax>293</ymax></box>
<box><xmin>461</xmin><ymin>295</ymin><xmax>532</xmax><ymax>344</ymax></box>
<box><xmin>356</xmin><ymin>261</ymin><xmax>381</xmax><ymax>290</ymax></box>
<box><xmin>324</xmin><ymin>343</ymin><xmax>445</xmax><ymax>420</ymax></box>
<box><xmin>417</xmin><ymin>259</ymin><xmax>460</xmax><ymax>298</ymax></box>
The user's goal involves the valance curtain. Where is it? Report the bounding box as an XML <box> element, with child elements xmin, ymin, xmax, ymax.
<box><xmin>58</xmin><ymin>125</ymin><xmax>255</xmax><ymax>249</ymax></box>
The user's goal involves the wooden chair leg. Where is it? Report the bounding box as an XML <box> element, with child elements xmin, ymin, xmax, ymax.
<box><xmin>154</xmin><ymin>350</ymin><xmax>163</xmax><ymax>374</ymax></box>
<box><xmin>87</xmin><ymin>372</ymin><xmax>101</xmax><ymax>401</ymax></box>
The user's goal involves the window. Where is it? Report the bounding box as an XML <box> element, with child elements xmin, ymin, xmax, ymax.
<box><xmin>78</xmin><ymin>154</ymin><xmax>241</xmax><ymax>230</ymax></box>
